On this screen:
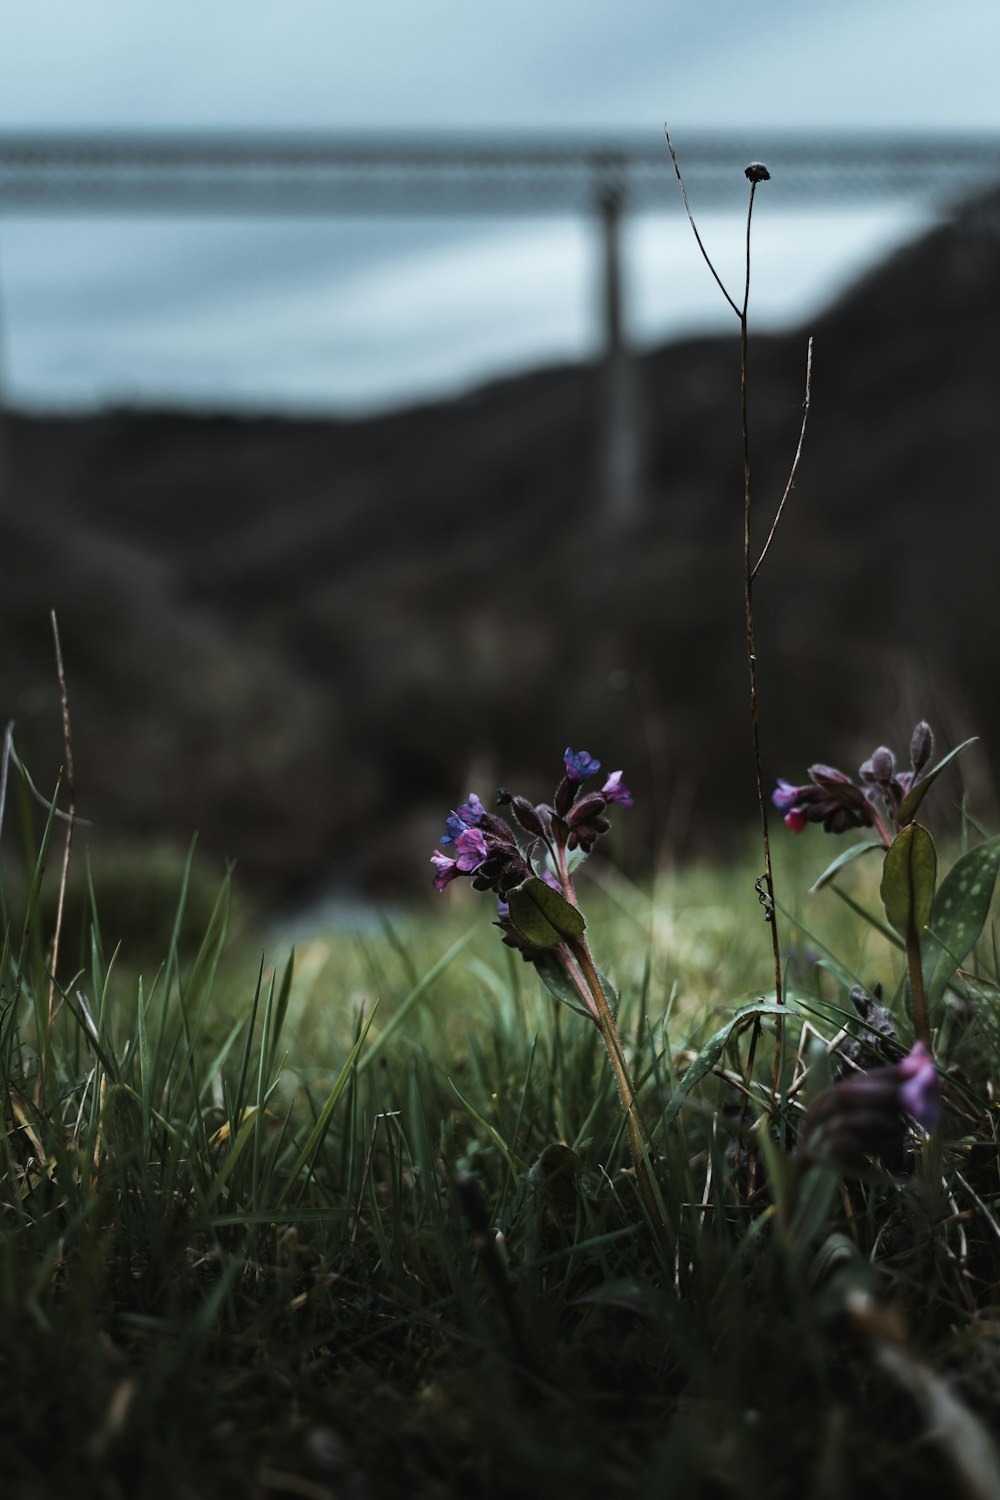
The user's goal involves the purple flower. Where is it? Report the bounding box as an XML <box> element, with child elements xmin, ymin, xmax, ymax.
<box><xmin>454</xmin><ymin>827</ymin><xmax>489</xmax><ymax>873</ymax></box>
<box><xmin>601</xmin><ymin>770</ymin><xmax>633</xmax><ymax>807</ymax></box>
<box><xmin>440</xmin><ymin>792</ymin><xmax>486</xmax><ymax>846</ymax></box>
<box><xmin>432</xmin><ymin>794</ymin><xmax>531</xmax><ymax>897</ymax></box>
<box><xmin>564</xmin><ymin>748</ymin><xmax>602</xmax><ymax>782</ymax></box>
<box><xmin>898</xmin><ymin>1041</ymin><xmax>941</xmax><ymax>1131</ymax></box>
<box><xmin>802</xmin><ymin>1040</ymin><xmax>941</xmax><ymax>1170</ymax></box>
<box><xmin>772</xmin><ymin>779</ymin><xmax>800</xmax><ymax>812</ymax></box>
<box><xmin>771</xmin><ymin>768</ymin><xmax>873</xmax><ymax>836</ymax></box>
<box><xmin>430</xmin><ymin>827</ymin><xmax>495</xmax><ymax>891</ymax></box>
<box><xmin>430</xmin><ymin>849</ymin><xmax>459</xmax><ymax>892</ymax></box>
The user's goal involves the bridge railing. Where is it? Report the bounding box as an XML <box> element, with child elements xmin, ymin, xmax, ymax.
<box><xmin>0</xmin><ymin>131</ymin><xmax>998</xmax><ymax>214</ymax></box>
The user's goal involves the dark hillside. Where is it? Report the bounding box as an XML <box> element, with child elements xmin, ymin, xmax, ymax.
<box><xmin>5</xmin><ymin>186</ymin><xmax>1000</xmax><ymax>897</ymax></box>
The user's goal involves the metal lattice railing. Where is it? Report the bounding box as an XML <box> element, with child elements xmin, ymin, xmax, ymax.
<box><xmin>0</xmin><ymin>130</ymin><xmax>998</xmax><ymax>216</ymax></box>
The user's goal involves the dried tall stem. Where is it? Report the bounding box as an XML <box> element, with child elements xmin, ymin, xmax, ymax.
<box><xmin>665</xmin><ymin>132</ymin><xmax>814</xmax><ymax>1114</ymax></box>
<box><xmin>48</xmin><ymin>610</ymin><xmax>76</xmax><ymax>1028</ymax></box>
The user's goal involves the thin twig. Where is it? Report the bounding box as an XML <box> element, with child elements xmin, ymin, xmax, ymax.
<box><xmin>666</xmin><ymin>136</ymin><xmax>822</xmax><ymax>1156</ymax></box>
<box><xmin>666</xmin><ymin>134</ymin><xmax>793</xmax><ymax>1156</ymax></box>
<box><xmin>48</xmin><ymin>610</ymin><xmax>76</xmax><ymax>1027</ymax></box>
<box><xmin>735</xmin><ymin>175</ymin><xmax>786</xmax><ymax>1102</ymax></box>
<box><xmin>752</xmin><ymin>337</ymin><xmax>814</xmax><ymax>579</ymax></box>
<box><xmin>663</xmin><ymin>128</ymin><xmax>740</xmax><ymax>318</ymax></box>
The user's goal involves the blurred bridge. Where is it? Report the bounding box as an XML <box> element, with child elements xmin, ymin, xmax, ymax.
<box><xmin>1</xmin><ymin>130</ymin><xmax>999</xmax><ymax>518</ymax></box>
<box><xmin>2</xmin><ymin>129</ymin><xmax>999</xmax><ymax>214</ymax></box>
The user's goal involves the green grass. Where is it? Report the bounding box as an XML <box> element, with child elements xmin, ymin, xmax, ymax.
<box><xmin>2</xmin><ymin>812</ymin><xmax>1000</xmax><ymax>1500</ymax></box>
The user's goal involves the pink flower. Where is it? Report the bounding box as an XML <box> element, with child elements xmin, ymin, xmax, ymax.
<box><xmin>431</xmin><ymin>828</ymin><xmax>489</xmax><ymax>889</ymax></box>
<box><xmin>430</xmin><ymin>849</ymin><xmax>459</xmax><ymax>892</ymax></box>
<box><xmin>454</xmin><ymin>827</ymin><xmax>489</xmax><ymax>873</ymax></box>
<box><xmin>601</xmin><ymin>770</ymin><xmax>634</xmax><ymax>807</ymax></box>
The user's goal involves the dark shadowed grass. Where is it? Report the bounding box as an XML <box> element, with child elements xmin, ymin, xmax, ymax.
<box><xmin>3</xmin><ymin>802</ymin><xmax>1000</xmax><ymax>1500</ymax></box>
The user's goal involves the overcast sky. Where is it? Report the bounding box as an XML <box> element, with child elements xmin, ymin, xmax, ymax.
<box><xmin>0</xmin><ymin>1</ymin><xmax>997</xmax><ymax>411</ymax></box>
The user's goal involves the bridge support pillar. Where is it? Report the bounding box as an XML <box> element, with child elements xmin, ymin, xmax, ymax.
<box><xmin>596</xmin><ymin>182</ymin><xmax>643</xmax><ymax>530</ymax></box>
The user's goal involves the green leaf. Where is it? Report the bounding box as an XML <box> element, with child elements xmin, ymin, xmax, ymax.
<box><xmin>659</xmin><ymin>1002</ymin><xmax>795</xmax><ymax>1136</ymax></box>
<box><xmin>880</xmin><ymin>823</ymin><xmax>936</xmax><ymax>938</ymax></box>
<box><xmin>507</xmin><ymin>877</ymin><xmax>586</xmax><ymax>949</ymax></box>
<box><xmin>898</xmin><ymin>737</ymin><xmax>977</xmax><ymax>826</ymax></box>
<box><xmin>597</xmin><ymin>969</ymin><xmax>619</xmax><ymax>1017</ymax></box>
<box><xmin>532</xmin><ymin>952</ymin><xmax>616</xmax><ymax>1024</ymax></box>
<box><xmin>532</xmin><ymin>952</ymin><xmax>593</xmax><ymax>1018</ymax></box>
<box><xmin>810</xmin><ymin>839</ymin><xmax>884</xmax><ymax>892</ymax></box>
<box><xmin>922</xmin><ymin>836</ymin><xmax>1000</xmax><ymax>1009</ymax></box>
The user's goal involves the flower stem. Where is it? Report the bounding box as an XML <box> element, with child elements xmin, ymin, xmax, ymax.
<box><xmin>906</xmin><ymin>925</ymin><xmax>931</xmax><ymax>1049</ymax></box>
<box><xmin>739</xmin><ymin>182</ymin><xmax>786</xmax><ymax>1121</ymax></box>
<box><xmin>567</xmin><ymin>935</ymin><xmax>668</xmax><ymax>1248</ymax></box>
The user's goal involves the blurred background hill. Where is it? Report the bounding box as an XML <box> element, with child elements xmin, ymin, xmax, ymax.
<box><xmin>5</xmin><ymin>185</ymin><xmax>1000</xmax><ymax>901</ymax></box>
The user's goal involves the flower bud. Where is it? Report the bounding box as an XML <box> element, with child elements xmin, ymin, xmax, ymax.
<box><xmin>859</xmin><ymin>746</ymin><xmax>895</xmax><ymax>786</ymax></box>
<box><xmin>554</xmin><ymin>776</ymin><xmax>576</xmax><ymax>817</ymax></box>
<box><xmin>473</xmin><ymin>846</ymin><xmax>532</xmax><ymax>895</ymax></box>
<box><xmin>909</xmin><ymin>721</ymin><xmax>934</xmax><ymax>776</ymax></box>
<box><xmin>566</xmin><ymin>793</ymin><xmax>607</xmax><ymax>829</ymax></box>
<box><xmin>510</xmin><ymin>796</ymin><xmax>544</xmax><ymax>836</ymax></box>
<box><xmin>809</xmin><ymin>764</ymin><xmax>851</xmax><ymax>785</ymax></box>
<box><xmin>478</xmin><ymin>810</ymin><xmax>518</xmax><ymax>846</ymax></box>
<box><xmin>567</xmin><ymin>816</ymin><xmax>610</xmax><ymax>852</ymax></box>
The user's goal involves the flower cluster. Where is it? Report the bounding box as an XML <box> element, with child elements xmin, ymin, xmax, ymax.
<box><xmin>773</xmin><ymin>721</ymin><xmax>934</xmax><ymax>841</ymax></box>
<box><xmin>430</xmin><ymin>747</ymin><xmax>632</xmax><ymax>902</ymax></box>
<box><xmin>801</xmin><ymin>1040</ymin><xmax>940</xmax><ymax>1172</ymax></box>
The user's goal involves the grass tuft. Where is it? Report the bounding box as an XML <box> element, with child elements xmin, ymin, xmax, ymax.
<box><xmin>2</xmin><ymin>801</ymin><xmax>1000</xmax><ymax>1498</ymax></box>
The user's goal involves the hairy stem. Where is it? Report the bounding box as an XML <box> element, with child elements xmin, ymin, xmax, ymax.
<box><xmin>567</xmin><ymin>935</ymin><xmax>668</xmax><ymax>1247</ymax></box>
<box><xmin>906</xmin><ymin>924</ymin><xmax>931</xmax><ymax>1049</ymax></box>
